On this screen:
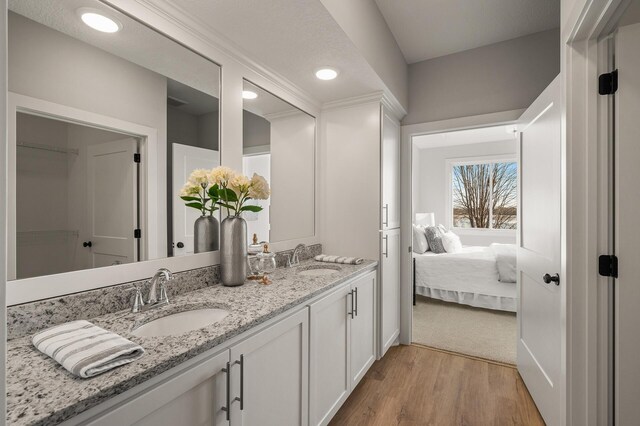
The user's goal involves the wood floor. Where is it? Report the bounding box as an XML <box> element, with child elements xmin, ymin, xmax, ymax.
<box><xmin>329</xmin><ymin>345</ymin><xmax>544</xmax><ymax>426</ymax></box>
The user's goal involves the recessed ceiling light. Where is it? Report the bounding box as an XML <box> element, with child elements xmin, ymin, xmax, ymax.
<box><xmin>78</xmin><ymin>9</ymin><xmax>121</xmax><ymax>33</ymax></box>
<box><xmin>315</xmin><ymin>68</ymin><xmax>338</xmax><ymax>80</ymax></box>
<box><xmin>242</xmin><ymin>90</ymin><xmax>258</xmax><ymax>100</ymax></box>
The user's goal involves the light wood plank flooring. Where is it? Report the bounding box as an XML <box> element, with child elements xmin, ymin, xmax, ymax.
<box><xmin>329</xmin><ymin>345</ymin><xmax>544</xmax><ymax>426</ymax></box>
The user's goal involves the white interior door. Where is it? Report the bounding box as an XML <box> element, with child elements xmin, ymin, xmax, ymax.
<box><xmin>86</xmin><ymin>138</ymin><xmax>138</xmax><ymax>268</ymax></box>
<box><xmin>172</xmin><ymin>143</ymin><xmax>219</xmax><ymax>256</ymax></box>
<box><xmin>615</xmin><ymin>22</ymin><xmax>640</xmax><ymax>425</ymax></box>
<box><xmin>516</xmin><ymin>75</ymin><xmax>563</xmax><ymax>426</ymax></box>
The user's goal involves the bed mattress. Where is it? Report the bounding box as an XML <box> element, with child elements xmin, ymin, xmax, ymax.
<box><xmin>413</xmin><ymin>246</ymin><xmax>517</xmax><ymax>312</ymax></box>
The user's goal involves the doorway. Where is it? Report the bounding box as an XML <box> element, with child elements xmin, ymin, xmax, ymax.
<box><xmin>410</xmin><ymin>125</ymin><xmax>519</xmax><ymax>364</ymax></box>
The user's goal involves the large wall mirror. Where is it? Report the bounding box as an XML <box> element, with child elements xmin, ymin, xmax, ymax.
<box><xmin>7</xmin><ymin>0</ymin><xmax>221</xmax><ymax>282</ymax></box>
<box><xmin>242</xmin><ymin>80</ymin><xmax>315</xmax><ymax>244</ymax></box>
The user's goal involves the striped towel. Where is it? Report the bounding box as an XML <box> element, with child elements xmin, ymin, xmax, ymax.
<box><xmin>32</xmin><ymin>320</ymin><xmax>144</xmax><ymax>378</ymax></box>
<box><xmin>315</xmin><ymin>254</ymin><xmax>364</xmax><ymax>265</ymax></box>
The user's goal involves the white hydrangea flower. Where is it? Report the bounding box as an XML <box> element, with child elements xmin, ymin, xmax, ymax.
<box><xmin>180</xmin><ymin>182</ymin><xmax>201</xmax><ymax>197</ymax></box>
<box><xmin>188</xmin><ymin>168</ymin><xmax>210</xmax><ymax>187</ymax></box>
<box><xmin>249</xmin><ymin>173</ymin><xmax>270</xmax><ymax>200</ymax></box>
<box><xmin>208</xmin><ymin>166</ymin><xmax>236</xmax><ymax>186</ymax></box>
<box><xmin>229</xmin><ymin>174</ymin><xmax>251</xmax><ymax>195</ymax></box>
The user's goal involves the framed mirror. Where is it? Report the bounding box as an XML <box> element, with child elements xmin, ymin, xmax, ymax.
<box><xmin>7</xmin><ymin>1</ymin><xmax>221</xmax><ymax>285</ymax></box>
<box><xmin>242</xmin><ymin>80</ymin><xmax>316</xmax><ymax>245</ymax></box>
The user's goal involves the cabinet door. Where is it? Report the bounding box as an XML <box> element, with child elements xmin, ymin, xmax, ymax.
<box><xmin>381</xmin><ymin>109</ymin><xmax>400</xmax><ymax>230</ymax></box>
<box><xmin>309</xmin><ymin>284</ymin><xmax>352</xmax><ymax>426</ymax></box>
<box><xmin>350</xmin><ymin>271</ymin><xmax>377</xmax><ymax>389</ymax></box>
<box><xmin>380</xmin><ymin>228</ymin><xmax>401</xmax><ymax>356</ymax></box>
<box><xmin>90</xmin><ymin>350</ymin><xmax>230</xmax><ymax>426</ymax></box>
<box><xmin>230</xmin><ymin>309</ymin><xmax>309</xmax><ymax>426</ymax></box>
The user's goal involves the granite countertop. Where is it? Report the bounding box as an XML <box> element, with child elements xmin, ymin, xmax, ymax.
<box><xmin>6</xmin><ymin>260</ymin><xmax>377</xmax><ymax>425</ymax></box>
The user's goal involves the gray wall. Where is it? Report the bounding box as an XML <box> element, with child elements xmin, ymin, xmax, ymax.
<box><xmin>404</xmin><ymin>29</ymin><xmax>560</xmax><ymax>125</ymax></box>
<box><xmin>413</xmin><ymin>139</ymin><xmax>517</xmax><ymax>246</ymax></box>
<box><xmin>167</xmin><ymin>107</ymin><xmax>219</xmax><ymax>150</ymax></box>
<box><xmin>243</xmin><ymin>110</ymin><xmax>271</xmax><ymax>148</ymax></box>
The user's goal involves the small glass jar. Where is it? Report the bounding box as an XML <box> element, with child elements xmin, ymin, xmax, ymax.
<box><xmin>257</xmin><ymin>251</ymin><xmax>277</xmax><ymax>275</ymax></box>
<box><xmin>247</xmin><ymin>254</ymin><xmax>261</xmax><ymax>275</ymax></box>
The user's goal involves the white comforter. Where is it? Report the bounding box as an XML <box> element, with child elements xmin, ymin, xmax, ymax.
<box><xmin>414</xmin><ymin>246</ymin><xmax>517</xmax><ymax>312</ymax></box>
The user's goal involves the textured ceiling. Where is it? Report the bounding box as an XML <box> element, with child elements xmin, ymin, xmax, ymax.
<box><xmin>167</xmin><ymin>0</ymin><xmax>387</xmax><ymax>105</ymax></box>
<box><xmin>9</xmin><ymin>0</ymin><xmax>221</xmax><ymax>97</ymax></box>
<box><xmin>375</xmin><ymin>0</ymin><xmax>560</xmax><ymax>64</ymax></box>
<box><xmin>413</xmin><ymin>125</ymin><xmax>516</xmax><ymax>150</ymax></box>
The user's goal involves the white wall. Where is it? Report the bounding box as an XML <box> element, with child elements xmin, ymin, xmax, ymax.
<box><xmin>319</xmin><ymin>0</ymin><xmax>408</xmax><ymax>110</ymax></box>
<box><xmin>413</xmin><ymin>139</ymin><xmax>517</xmax><ymax>246</ymax></box>
<box><xmin>321</xmin><ymin>101</ymin><xmax>381</xmax><ymax>260</ymax></box>
<box><xmin>8</xmin><ymin>12</ymin><xmax>169</xmax><ymax>255</ymax></box>
<box><xmin>404</xmin><ymin>29</ymin><xmax>560</xmax><ymax>125</ymax></box>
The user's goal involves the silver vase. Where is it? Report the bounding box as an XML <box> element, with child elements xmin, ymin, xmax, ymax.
<box><xmin>194</xmin><ymin>215</ymin><xmax>219</xmax><ymax>253</ymax></box>
<box><xmin>220</xmin><ymin>216</ymin><xmax>247</xmax><ymax>286</ymax></box>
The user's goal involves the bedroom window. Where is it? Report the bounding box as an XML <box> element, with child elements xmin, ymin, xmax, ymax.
<box><xmin>450</xmin><ymin>160</ymin><xmax>517</xmax><ymax>230</ymax></box>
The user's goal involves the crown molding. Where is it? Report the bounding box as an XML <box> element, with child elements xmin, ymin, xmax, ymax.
<box><xmin>116</xmin><ymin>0</ymin><xmax>322</xmax><ymax>112</ymax></box>
<box><xmin>381</xmin><ymin>90</ymin><xmax>407</xmax><ymax>122</ymax></box>
<box><xmin>321</xmin><ymin>91</ymin><xmax>384</xmax><ymax>111</ymax></box>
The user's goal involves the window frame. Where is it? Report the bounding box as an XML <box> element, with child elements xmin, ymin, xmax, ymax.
<box><xmin>445</xmin><ymin>154</ymin><xmax>518</xmax><ymax>235</ymax></box>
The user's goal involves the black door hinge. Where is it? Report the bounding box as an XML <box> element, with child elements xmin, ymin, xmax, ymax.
<box><xmin>134</xmin><ymin>229</ymin><xmax>142</xmax><ymax>239</ymax></box>
<box><xmin>599</xmin><ymin>254</ymin><xmax>618</xmax><ymax>278</ymax></box>
<box><xmin>133</xmin><ymin>153</ymin><xmax>141</xmax><ymax>163</ymax></box>
<box><xmin>598</xmin><ymin>70</ymin><xmax>618</xmax><ymax>95</ymax></box>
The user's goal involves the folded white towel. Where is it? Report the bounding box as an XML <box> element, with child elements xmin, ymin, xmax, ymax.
<box><xmin>315</xmin><ymin>254</ymin><xmax>364</xmax><ymax>265</ymax></box>
<box><xmin>32</xmin><ymin>320</ymin><xmax>144</xmax><ymax>378</ymax></box>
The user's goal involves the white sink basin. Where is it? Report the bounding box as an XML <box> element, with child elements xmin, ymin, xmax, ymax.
<box><xmin>297</xmin><ymin>266</ymin><xmax>341</xmax><ymax>277</ymax></box>
<box><xmin>132</xmin><ymin>308</ymin><xmax>229</xmax><ymax>337</ymax></box>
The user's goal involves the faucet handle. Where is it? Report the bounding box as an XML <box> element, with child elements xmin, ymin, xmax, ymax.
<box><xmin>130</xmin><ymin>285</ymin><xmax>145</xmax><ymax>313</ymax></box>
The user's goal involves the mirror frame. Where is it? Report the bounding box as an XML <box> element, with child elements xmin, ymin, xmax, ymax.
<box><xmin>5</xmin><ymin>0</ymin><xmax>321</xmax><ymax>305</ymax></box>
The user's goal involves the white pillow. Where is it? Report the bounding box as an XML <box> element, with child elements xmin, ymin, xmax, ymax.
<box><xmin>441</xmin><ymin>230</ymin><xmax>462</xmax><ymax>253</ymax></box>
<box><xmin>412</xmin><ymin>225</ymin><xmax>429</xmax><ymax>254</ymax></box>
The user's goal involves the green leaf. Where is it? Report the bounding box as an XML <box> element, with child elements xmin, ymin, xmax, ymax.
<box><xmin>208</xmin><ymin>184</ymin><xmax>220</xmax><ymax>200</ymax></box>
<box><xmin>218</xmin><ymin>202</ymin><xmax>237</xmax><ymax>211</ymax></box>
<box><xmin>240</xmin><ymin>205</ymin><xmax>263</xmax><ymax>213</ymax></box>
<box><xmin>180</xmin><ymin>196</ymin><xmax>200</xmax><ymax>202</ymax></box>
<box><xmin>185</xmin><ymin>202</ymin><xmax>203</xmax><ymax>210</ymax></box>
<box><xmin>218</xmin><ymin>188</ymin><xmax>238</xmax><ymax>202</ymax></box>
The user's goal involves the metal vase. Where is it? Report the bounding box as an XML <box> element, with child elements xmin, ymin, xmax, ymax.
<box><xmin>194</xmin><ymin>215</ymin><xmax>219</xmax><ymax>253</ymax></box>
<box><xmin>220</xmin><ymin>216</ymin><xmax>247</xmax><ymax>286</ymax></box>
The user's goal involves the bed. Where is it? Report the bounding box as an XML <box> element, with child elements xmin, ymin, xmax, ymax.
<box><xmin>413</xmin><ymin>245</ymin><xmax>517</xmax><ymax>312</ymax></box>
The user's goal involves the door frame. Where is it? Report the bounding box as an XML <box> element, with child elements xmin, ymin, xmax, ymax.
<box><xmin>6</xmin><ymin>92</ymin><xmax>159</xmax><ymax>303</ymax></box>
<box><xmin>400</xmin><ymin>108</ymin><xmax>525</xmax><ymax>348</ymax></box>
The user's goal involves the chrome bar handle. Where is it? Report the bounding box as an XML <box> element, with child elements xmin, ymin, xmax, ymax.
<box><xmin>354</xmin><ymin>287</ymin><xmax>358</xmax><ymax>317</ymax></box>
<box><xmin>221</xmin><ymin>361</ymin><xmax>231</xmax><ymax>421</ymax></box>
<box><xmin>233</xmin><ymin>355</ymin><xmax>244</xmax><ymax>410</ymax></box>
<box><xmin>382</xmin><ymin>235</ymin><xmax>388</xmax><ymax>258</ymax></box>
<box><xmin>382</xmin><ymin>204</ymin><xmax>389</xmax><ymax>227</ymax></box>
<box><xmin>348</xmin><ymin>290</ymin><xmax>354</xmax><ymax>319</ymax></box>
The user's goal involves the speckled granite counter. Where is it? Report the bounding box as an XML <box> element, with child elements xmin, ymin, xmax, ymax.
<box><xmin>6</xmin><ymin>259</ymin><xmax>377</xmax><ymax>425</ymax></box>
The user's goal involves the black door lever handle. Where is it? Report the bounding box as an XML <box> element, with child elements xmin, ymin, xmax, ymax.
<box><xmin>543</xmin><ymin>273</ymin><xmax>560</xmax><ymax>285</ymax></box>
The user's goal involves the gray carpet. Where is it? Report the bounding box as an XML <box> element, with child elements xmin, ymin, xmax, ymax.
<box><xmin>412</xmin><ymin>296</ymin><xmax>517</xmax><ymax>365</ymax></box>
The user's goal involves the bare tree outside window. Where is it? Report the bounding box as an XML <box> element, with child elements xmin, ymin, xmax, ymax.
<box><xmin>452</xmin><ymin>162</ymin><xmax>517</xmax><ymax>229</ymax></box>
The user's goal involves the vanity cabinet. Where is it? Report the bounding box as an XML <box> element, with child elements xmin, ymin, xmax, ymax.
<box><xmin>309</xmin><ymin>271</ymin><xmax>377</xmax><ymax>426</ymax></box>
<box><xmin>380</xmin><ymin>228</ymin><xmax>401</xmax><ymax>355</ymax></box>
<box><xmin>229</xmin><ymin>308</ymin><xmax>309</xmax><ymax>426</ymax></box>
<box><xmin>87</xmin><ymin>349</ymin><xmax>231</xmax><ymax>426</ymax></box>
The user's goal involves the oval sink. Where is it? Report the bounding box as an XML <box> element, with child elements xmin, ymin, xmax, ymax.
<box><xmin>132</xmin><ymin>308</ymin><xmax>229</xmax><ymax>337</ymax></box>
<box><xmin>297</xmin><ymin>265</ymin><xmax>341</xmax><ymax>277</ymax></box>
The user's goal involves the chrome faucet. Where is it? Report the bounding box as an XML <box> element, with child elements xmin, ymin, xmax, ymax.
<box><xmin>131</xmin><ymin>268</ymin><xmax>173</xmax><ymax>313</ymax></box>
<box><xmin>288</xmin><ymin>244</ymin><xmax>306</xmax><ymax>267</ymax></box>
<box><xmin>148</xmin><ymin>268</ymin><xmax>172</xmax><ymax>305</ymax></box>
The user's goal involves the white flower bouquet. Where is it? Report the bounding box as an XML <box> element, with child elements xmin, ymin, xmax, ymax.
<box><xmin>181</xmin><ymin>166</ymin><xmax>270</xmax><ymax>217</ymax></box>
